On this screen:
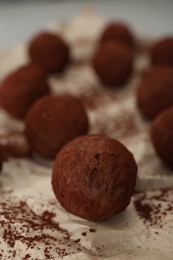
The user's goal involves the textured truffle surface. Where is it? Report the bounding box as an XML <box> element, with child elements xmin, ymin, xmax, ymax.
<box><xmin>0</xmin><ymin>63</ymin><xmax>50</xmax><ymax>119</ymax></box>
<box><xmin>100</xmin><ymin>22</ymin><xmax>135</xmax><ymax>49</ymax></box>
<box><xmin>52</xmin><ymin>134</ymin><xmax>137</xmax><ymax>221</ymax></box>
<box><xmin>137</xmin><ymin>66</ymin><xmax>173</xmax><ymax>120</ymax></box>
<box><xmin>151</xmin><ymin>37</ymin><xmax>173</xmax><ymax>66</ymax></box>
<box><xmin>151</xmin><ymin>107</ymin><xmax>173</xmax><ymax>167</ymax></box>
<box><xmin>25</xmin><ymin>95</ymin><xmax>89</xmax><ymax>159</ymax></box>
<box><xmin>28</xmin><ymin>31</ymin><xmax>70</xmax><ymax>74</ymax></box>
<box><xmin>92</xmin><ymin>42</ymin><xmax>133</xmax><ymax>87</ymax></box>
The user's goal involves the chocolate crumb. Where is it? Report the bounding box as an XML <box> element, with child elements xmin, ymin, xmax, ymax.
<box><xmin>134</xmin><ymin>189</ymin><xmax>173</xmax><ymax>228</ymax></box>
<box><xmin>134</xmin><ymin>200</ymin><xmax>153</xmax><ymax>223</ymax></box>
<box><xmin>0</xmin><ymin>192</ymin><xmax>89</xmax><ymax>258</ymax></box>
<box><xmin>74</xmin><ymin>239</ymin><xmax>81</xmax><ymax>243</ymax></box>
<box><xmin>89</xmin><ymin>228</ymin><xmax>96</xmax><ymax>233</ymax></box>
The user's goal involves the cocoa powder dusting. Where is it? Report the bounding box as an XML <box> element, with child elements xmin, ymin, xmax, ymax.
<box><xmin>134</xmin><ymin>189</ymin><xmax>173</xmax><ymax>228</ymax></box>
<box><xmin>134</xmin><ymin>200</ymin><xmax>154</xmax><ymax>224</ymax></box>
<box><xmin>0</xmin><ymin>192</ymin><xmax>91</xmax><ymax>259</ymax></box>
<box><xmin>0</xmin><ymin>131</ymin><xmax>31</xmax><ymax>160</ymax></box>
<box><xmin>91</xmin><ymin>109</ymin><xmax>139</xmax><ymax>140</ymax></box>
<box><xmin>80</xmin><ymin>84</ymin><xmax>141</xmax><ymax>140</ymax></box>
<box><xmin>81</xmin><ymin>90</ymin><xmax>117</xmax><ymax>110</ymax></box>
<box><xmin>89</xmin><ymin>228</ymin><xmax>96</xmax><ymax>233</ymax></box>
<box><xmin>23</xmin><ymin>254</ymin><xmax>31</xmax><ymax>259</ymax></box>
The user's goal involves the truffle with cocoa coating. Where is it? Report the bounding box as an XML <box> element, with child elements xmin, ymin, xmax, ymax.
<box><xmin>25</xmin><ymin>95</ymin><xmax>89</xmax><ymax>159</ymax></box>
<box><xmin>0</xmin><ymin>63</ymin><xmax>50</xmax><ymax>119</ymax></box>
<box><xmin>151</xmin><ymin>37</ymin><xmax>173</xmax><ymax>66</ymax></box>
<box><xmin>92</xmin><ymin>42</ymin><xmax>133</xmax><ymax>87</ymax></box>
<box><xmin>137</xmin><ymin>66</ymin><xmax>173</xmax><ymax>120</ymax></box>
<box><xmin>52</xmin><ymin>134</ymin><xmax>137</xmax><ymax>221</ymax></box>
<box><xmin>151</xmin><ymin>107</ymin><xmax>173</xmax><ymax>167</ymax></box>
<box><xmin>100</xmin><ymin>22</ymin><xmax>135</xmax><ymax>49</ymax></box>
<box><xmin>28</xmin><ymin>31</ymin><xmax>70</xmax><ymax>73</ymax></box>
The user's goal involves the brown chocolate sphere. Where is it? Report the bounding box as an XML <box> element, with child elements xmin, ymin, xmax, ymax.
<box><xmin>92</xmin><ymin>42</ymin><xmax>133</xmax><ymax>87</ymax></box>
<box><xmin>28</xmin><ymin>31</ymin><xmax>70</xmax><ymax>74</ymax></box>
<box><xmin>0</xmin><ymin>63</ymin><xmax>50</xmax><ymax>119</ymax></box>
<box><xmin>151</xmin><ymin>37</ymin><xmax>173</xmax><ymax>66</ymax></box>
<box><xmin>100</xmin><ymin>22</ymin><xmax>135</xmax><ymax>49</ymax></box>
<box><xmin>52</xmin><ymin>134</ymin><xmax>137</xmax><ymax>221</ymax></box>
<box><xmin>25</xmin><ymin>95</ymin><xmax>89</xmax><ymax>159</ymax></box>
<box><xmin>151</xmin><ymin>107</ymin><xmax>173</xmax><ymax>167</ymax></box>
<box><xmin>137</xmin><ymin>66</ymin><xmax>173</xmax><ymax>120</ymax></box>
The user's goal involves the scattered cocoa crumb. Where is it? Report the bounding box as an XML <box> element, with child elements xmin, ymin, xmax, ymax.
<box><xmin>134</xmin><ymin>200</ymin><xmax>153</xmax><ymax>223</ymax></box>
<box><xmin>134</xmin><ymin>189</ymin><xmax>173</xmax><ymax>228</ymax></box>
<box><xmin>89</xmin><ymin>228</ymin><xmax>96</xmax><ymax>233</ymax></box>
<box><xmin>0</xmin><ymin>192</ymin><xmax>89</xmax><ymax>258</ymax></box>
<box><xmin>23</xmin><ymin>254</ymin><xmax>31</xmax><ymax>259</ymax></box>
<box><xmin>74</xmin><ymin>239</ymin><xmax>80</xmax><ymax>243</ymax></box>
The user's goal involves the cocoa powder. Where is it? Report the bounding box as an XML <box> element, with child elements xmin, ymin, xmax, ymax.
<box><xmin>134</xmin><ymin>189</ymin><xmax>173</xmax><ymax>228</ymax></box>
<box><xmin>0</xmin><ymin>192</ymin><xmax>78</xmax><ymax>258</ymax></box>
<box><xmin>91</xmin><ymin>109</ymin><xmax>139</xmax><ymax>140</ymax></box>
<box><xmin>0</xmin><ymin>191</ymin><xmax>98</xmax><ymax>259</ymax></box>
<box><xmin>0</xmin><ymin>131</ymin><xmax>31</xmax><ymax>160</ymax></box>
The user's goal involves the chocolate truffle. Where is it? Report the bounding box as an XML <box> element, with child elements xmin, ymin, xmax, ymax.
<box><xmin>151</xmin><ymin>107</ymin><xmax>173</xmax><ymax>167</ymax></box>
<box><xmin>137</xmin><ymin>66</ymin><xmax>173</xmax><ymax>120</ymax></box>
<box><xmin>151</xmin><ymin>37</ymin><xmax>173</xmax><ymax>66</ymax></box>
<box><xmin>28</xmin><ymin>31</ymin><xmax>70</xmax><ymax>74</ymax></box>
<box><xmin>52</xmin><ymin>134</ymin><xmax>137</xmax><ymax>221</ymax></box>
<box><xmin>25</xmin><ymin>95</ymin><xmax>89</xmax><ymax>159</ymax></box>
<box><xmin>100</xmin><ymin>22</ymin><xmax>135</xmax><ymax>49</ymax></box>
<box><xmin>0</xmin><ymin>63</ymin><xmax>50</xmax><ymax>119</ymax></box>
<box><xmin>92</xmin><ymin>42</ymin><xmax>133</xmax><ymax>87</ymax></box>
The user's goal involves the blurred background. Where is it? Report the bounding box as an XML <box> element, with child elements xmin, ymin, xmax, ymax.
<box><xmin>0</xmin><ymin>0</ymin><xmax>173</xmax><ymax>49</ymax></box>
